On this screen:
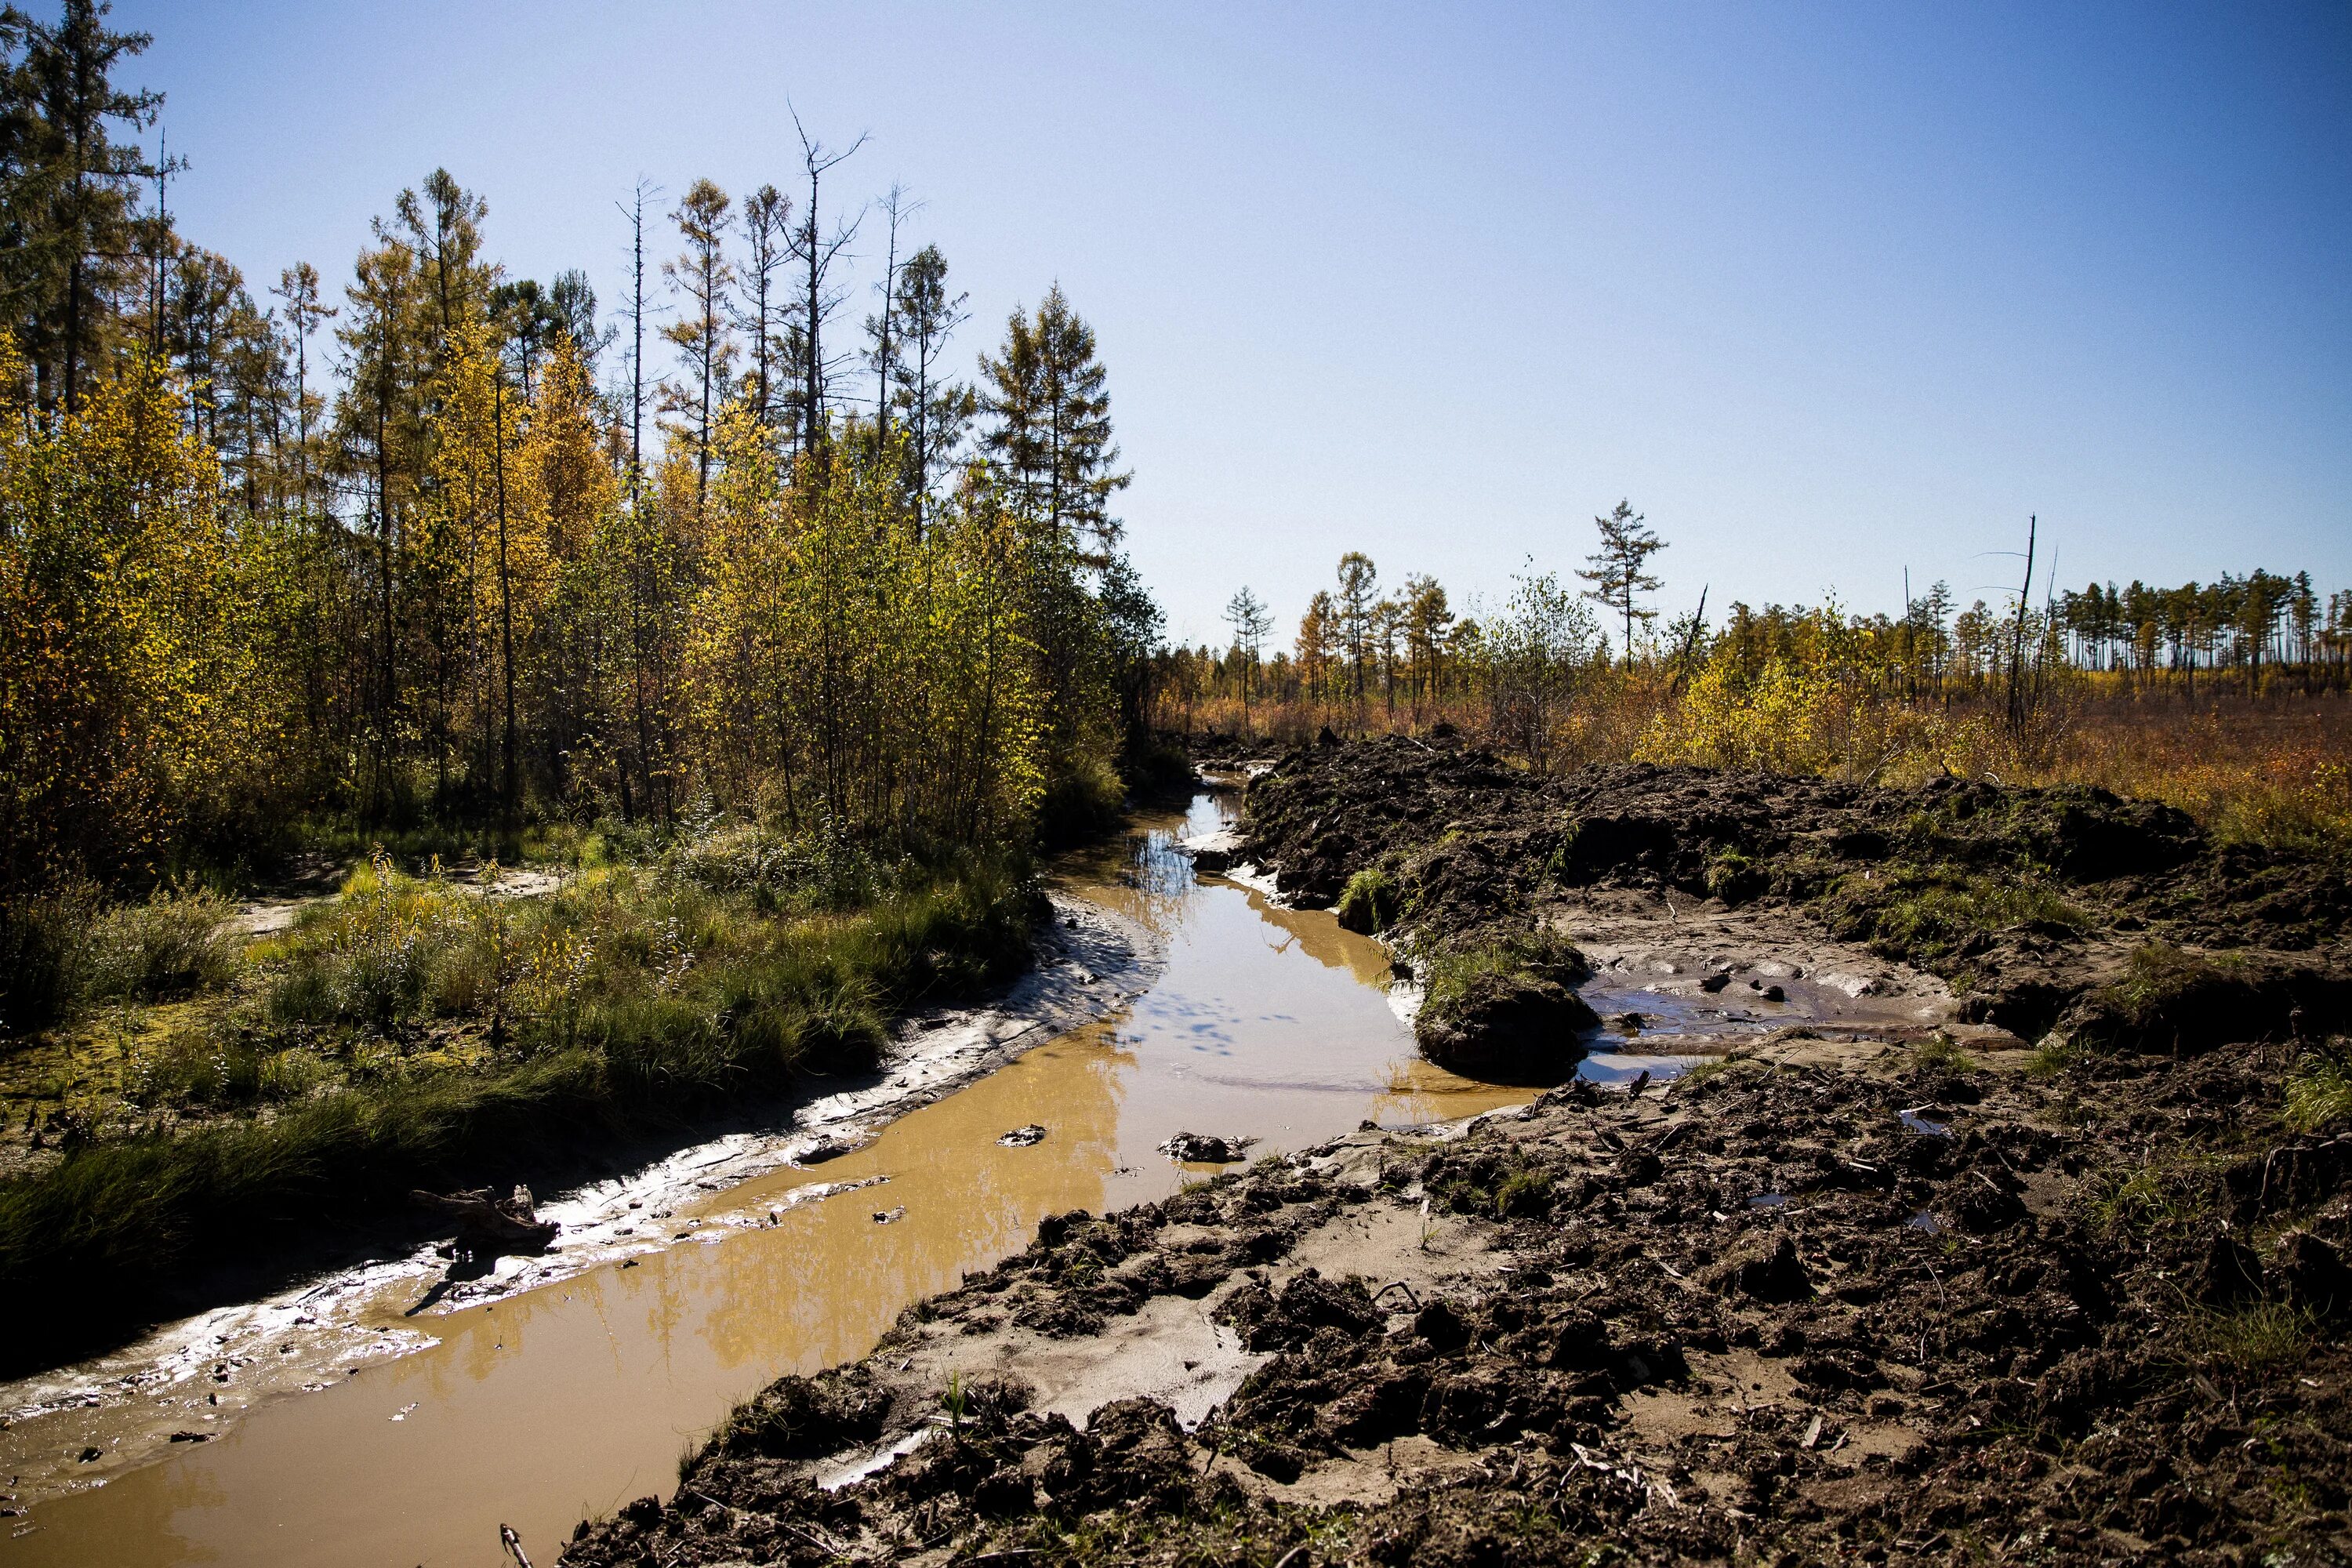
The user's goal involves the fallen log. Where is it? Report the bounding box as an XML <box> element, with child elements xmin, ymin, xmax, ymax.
<box><xmin>413</xmin><ymin>1185</ymin><xmax>559</xmax><ymax>1254</ymax></box>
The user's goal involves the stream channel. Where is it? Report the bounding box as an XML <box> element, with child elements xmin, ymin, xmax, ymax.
<box><xmin>0</xmin><ymin>787</ymin><xmax>1697</xmax><ymax>1566</ymax></box>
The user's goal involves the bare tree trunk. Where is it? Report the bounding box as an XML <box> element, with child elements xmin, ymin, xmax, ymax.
<box><xmin>495</xmin><ymin>368</ymin><xmax>517</xmax><ymax>818</ymax></box>
<box><xmin>2006</xmin><ymin>515</ymin><xmax>2036</xmax><ymax>735</ymax></box>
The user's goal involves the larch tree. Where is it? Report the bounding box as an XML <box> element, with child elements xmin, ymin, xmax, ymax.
<box><xmin>1223</xmin><ymin>584</ymin><xmax>1273</xmax><ymax>731</ymax></box>
<box><xmin>394</xmin><ymin>168</ymin><xmax>490</xmax><ymax>361</ymax></box>
<box><xmin>267</xmin><ymin>261</ymin><xmax>332</xmax><ymax>514</ymax></box>
<box><xmin>863</xmin><ymin>183</ymin><xmax>916</xmax><ymax>458</ymax></box>
<box><xmin>786</xmin><ymin>114</ymin><xmax>865</xmax><ymax>456</ymax></box>
<box><xmin>1296</xmin><ymin>590</ymin><xmax>1338</xmax><ymax>710</ymax></box>
<box><xmin>1403</xmin><ymin>574</ymin><xmax>1453</xmax><ymax>713</ymax></box>
<box><xmin>617</xmin><ymin>179</ymin><xmax>659</xmax><ymax>486</ymax></box>
<box><xmin>5</xmin><ymin>0</ymin><xmax>161</xmax><ymax>416</ymax></box>
<box><xmin>1334</xmin><ymin>551</ymin><xmax>1378</xmax><ymax>713</ymax></box>
<box><xmin>658</xmin><ymin>177</ymin><xmax>735</xmax><ymax>516</ymax></box>
<box><xmin>1577</xmin><ymin>499</ymin><xmax>1666</xmax><ymax>667</ymax></box>
<box><xmin>734</xmin><ymin>182</ymin><xmax>791</xmax><ymax>436</ymax></box>
<box><xmin>887</xmin><ymin>242</ymin><xmax>971</xmax><ymax>535</ymax></box>
<box><xmin>978</xmin><ymin>284</ymin><xmax>1129</xmax><ymax>561</ymax></box>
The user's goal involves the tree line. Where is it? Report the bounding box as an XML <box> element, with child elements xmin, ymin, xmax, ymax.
<box><xmin>1162</xmin><ymin>502</ymin><xmax>2350</xmax><ymax>755</ymax></box>
<box><xmin>0</xmin><ymin>0</ymin><xmax>1153</xmax><ymax>894</ymax></box>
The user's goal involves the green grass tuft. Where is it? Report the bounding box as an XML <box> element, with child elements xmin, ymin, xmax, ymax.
<box><xmin>2286</xmin><ymin>1046</ymin><xmax>2352</xmax><ymax>1134</ymax></box>
<box><xmin>1334</xmin><ymin>867</ymin><xmax>1402</xmax><ymax>934</ymax></box>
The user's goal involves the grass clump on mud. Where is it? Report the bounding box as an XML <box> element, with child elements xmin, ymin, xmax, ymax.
<box><xmin>2288</xmin><ymin>1044</ymin><xmax>2352</xmax><ymax>1134</ymax></box>
<box><xmin>1333</xmin><ymin>865</ymin><xmax>1402</xmax><ymax>935</ymax></box>
<box><xmin>1414</xmin><ymin>929</ymin><xmax>1599</xmax><ymax>1084</ymax></box>
<box><xmin>1820</xmin><ymin>866</ymin><xmax>2090</xmax><ymax>967</ymax></box>
<box><xmin>0</xmin><ymin>826</ymin><xmax>1044</xmax><ymax>1370</ymax></box>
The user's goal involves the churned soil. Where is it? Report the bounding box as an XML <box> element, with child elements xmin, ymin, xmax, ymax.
<box><xmin>557</xmin><ymin>742</ymin><xmax>2352</xmax><ymax>1566</ymax></box>
<box><xmin>1236</xmin><ymin>735</ymin><xmax>2351</xmax><ymax>1042</ymax></box>
<box><xmin>558</xmin><ymin>1030</ymin><xmax>2352</xmax><ymax>1566</ymax></box>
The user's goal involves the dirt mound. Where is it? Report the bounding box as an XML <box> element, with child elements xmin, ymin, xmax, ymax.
<box><xmin>1414</xmin><ymin>968</ymin><xmax>1597</xmax><ymax>1082</ymax></box>
<box><xmin>1239</xmin><ymin>735</ymin><xmax>2350</xmax><ymax>1040</ymax></box>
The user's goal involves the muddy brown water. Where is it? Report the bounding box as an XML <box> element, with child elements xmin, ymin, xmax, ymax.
<box><xmin>2</xmin><ymin>793</ymin><xmax>1577</xmax><ymax>1566</ymax></box>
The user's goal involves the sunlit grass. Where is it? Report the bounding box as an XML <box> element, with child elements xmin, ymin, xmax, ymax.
<box><xmin>0</xmin><ymin>826</ymin><xmax>1046</xmax><ymax>1364</ymax></box>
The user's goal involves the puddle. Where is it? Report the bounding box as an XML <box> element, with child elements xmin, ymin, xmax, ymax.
<box><xmin>0</xmin><ymin>793</ymin><xmax>1528</xmax><ymax>1566</ymax></box>
<box><xmin>1574</xmin><ymin>1049</ymin><xmax>1704</xmax><ymax>1089</ymax></box>
<box><xmin>1748</xmin><ymin>1192</ymin><xmax>1792</xmax><ymax>1210</ymax></box>
<box><xmin>1907</xmin><ymin>1211</ymin><xmax>1946</xmax><ymax>1234</ymax></box>
<box><xmin>1899</xmin><ymin>1109</ymin><xmax>1953</xmax><ymax>1138</ymax></box>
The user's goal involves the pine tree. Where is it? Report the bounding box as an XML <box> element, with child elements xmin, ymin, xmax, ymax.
<box><xmin>888</xmin><ymin>243</ymin><xmax>972</xmax><ymax>535</ymax></box>
<box><xmin>1334</xmin><ymin>552</ymin><xmax>1378</xmax><ymax>713</ymax></box>
<box><xmin>1223</xmin><ymin>585</ymin><xmax>1273</xmax><ymax>731</ymax></box>
<box><xmin>394</xmin><ymin>168</ymin><xmax>490</xmax><ymax>362</ymax></box>
<box><xmin>786</xmin><ymin>117</ymin><xmax>864</xmax><ymax>456</ymax></box>
<box><xmin>5</xmin><ymin>0</ymin><xmax>162</xmax><ymax>415</ymax></box>
<box><xmin>1296</xmin><ymin>590</ymin><xmax>1338</xmax><ymax>710</ymax></box>
<box><xmin>268</xmin><ymin>262</ymin><xmax>332</xmax><ymax>514</ymax></box>
<box><xmin>1403</xmin><ymin>574</ymin><xmax>1453</xmax><ymax>713</ymax></box>
<box><xmin>1577</xmin><ymin>499</ymin><xmax>1666</xmax><ymax>667</ymax></box>
<box><xmin>864</xmin><ymin>183</ymin><xmax>916</xmax><ymax>458</ymax></box>
<box><xmin>734</xmin><ymin>182</ymin><xmax>791</xmax><ymax>435</ymax></box>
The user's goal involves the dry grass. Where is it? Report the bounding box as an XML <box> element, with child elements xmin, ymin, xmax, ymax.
<box><xmin>1167</xmin><ymin>684</ymin><xmax>2352</xmax><ymax>852</ymax></box>
<box><xmin>2046</xmin><ymin>695</ymin><xmax>2352</xmax><ymax>851</ymax></box>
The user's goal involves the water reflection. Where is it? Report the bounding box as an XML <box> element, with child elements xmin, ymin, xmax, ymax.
<box><xmin>2</xmin><ymin>795</ymin><xmax>1527</xmax><ymax>1567</ymax></box>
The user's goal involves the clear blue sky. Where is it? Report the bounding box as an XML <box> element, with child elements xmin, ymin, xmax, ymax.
<box><xmin>121</xmin><ymin>0</ymin><xmax>2350</xmax><ymax>648</ymax></box>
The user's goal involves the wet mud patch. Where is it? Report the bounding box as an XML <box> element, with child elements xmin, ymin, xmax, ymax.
<box><xmin>1237</xmin><ymin>735</ymin><xmax>2350</xmax><ymax>1048</ymax></box>
<box><xmin>562</xmin><ymin>1014</ymin><xmax>2352</xmax><ymax>1568</ymax></box>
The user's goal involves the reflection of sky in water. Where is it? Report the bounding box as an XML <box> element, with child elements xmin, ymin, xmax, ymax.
<box><xmin>1577</xmin><ymin>1051</ymin><xmax>1705</xmax><ymax>1087</ymax></box>
<box><xmin>1117</xmin><ymin>988</ymin><xmax>1247</xmax><ymax>1058</ymax></box>
<box><xmin>20</xmin><ymin>788</ymin><xmax>1539</xmax><ymax>1568</ymax></box>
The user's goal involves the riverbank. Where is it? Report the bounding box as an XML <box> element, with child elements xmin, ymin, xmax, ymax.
<box><xmin>0</xmin><ymin>844</ymin><xmax>1054</xmax><ymax>1377</ymax></box>
<box><xmin>1</xmin><ymin>785</ymin><xmax>1547</xmax><ymax>1560</ymax></box>
<box><xmin>0</xmin><ymin>887</ymin><xmax>1163</xmax><ymax>1517</ymax></box>
<box><xmin>559</xmin><ymin>741</ymin><xmax>2352</xmax><ymax>1566</ymax></box>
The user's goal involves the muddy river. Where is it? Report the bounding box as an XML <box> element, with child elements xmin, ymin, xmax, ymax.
<box><xmin>2</xmin><ymin>791</ymin><xmax>1627</xmax><ymax>1564</ymax></box>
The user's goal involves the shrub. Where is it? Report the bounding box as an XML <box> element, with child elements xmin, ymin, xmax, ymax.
<box><xmin>1036</xmin><ymin>757</ymin><xmax>1127</xmax><ymax>848</ymax></box>
<box><xmin>665</xmin><ymin>819</ymin><xmax>881</xmax><ymax>911</ymax></box>
<box><xmin>0</xmin><ymin>884</ymin><xmax>100</xmax><ymax>1039</ymax></box>
<box><xmin>1</xmin><ymin>881</ymin><xmax>240</xmax><ymax>1039</ymax></box>
<box><xmin>124</xmin><ymin>1033</ymin><xmax>321</xmax><ymax>1111</ymax></box>
<box><xmin>84</xmin><ymin>884</ymin><xmax>241</xmax><ymax>1003</ymax></box>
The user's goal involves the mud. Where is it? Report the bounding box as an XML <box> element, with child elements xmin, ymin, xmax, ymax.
<box><xmin>558</xmin><ymin>1026</ymin><xmax>2352</xmax><ymax>1567</ymax></box>
<box><xmin>555</xmin><ymin>742</ymin><xmax>2352</xmax><ymax>1566</ymax></box>
<box><xmin>1238</xmin><ymin>735</ymin><xmax>2350</xmax><ymax>1041</ymax></box>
